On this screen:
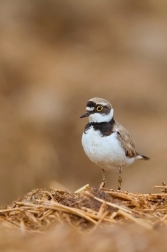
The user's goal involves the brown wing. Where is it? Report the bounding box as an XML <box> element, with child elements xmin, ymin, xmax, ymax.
<box><xmin>114</xmin><ymin>121</ymin><xmax>138</xmax><ymax>158</ymax></box>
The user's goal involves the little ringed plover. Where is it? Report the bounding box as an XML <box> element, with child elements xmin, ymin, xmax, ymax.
<box><xmin>80</xmin><ymin>97</ymin><xmax>149</xmax><ymax>190</ymax></box>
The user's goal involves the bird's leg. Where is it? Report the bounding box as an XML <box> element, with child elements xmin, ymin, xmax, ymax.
<box><xmin>100</xmin><ymin>168</ymin><xmax>106</xmax><ymax>188</ymax></box>
<box><xmin>118</xmin><ymin>167</ymin><xmax>122</xmax><ymax>190</ymax></box>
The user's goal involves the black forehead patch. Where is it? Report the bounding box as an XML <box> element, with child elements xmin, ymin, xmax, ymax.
<box><xmin>86</xmin><ymin>101</ymin><xmax>96</xmax><ymax>107</ymax></box>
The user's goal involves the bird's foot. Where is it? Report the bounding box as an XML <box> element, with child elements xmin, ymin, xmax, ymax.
<box><xmin>99</xmin><ymin>181</ymin><xmax>106</xmax><ymax>189</ymax></box>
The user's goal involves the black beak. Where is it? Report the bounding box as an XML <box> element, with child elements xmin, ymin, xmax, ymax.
<box><xmin>80</xmin><ymin>112</ymin><xmax>90</xmax><ymax>118</ymax></box>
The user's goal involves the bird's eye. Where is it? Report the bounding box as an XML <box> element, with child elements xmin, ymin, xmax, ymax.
<box><xmin>96</xmin><ymin>105</ymin><xmax>103</xmax><ymax>112</ymax></box>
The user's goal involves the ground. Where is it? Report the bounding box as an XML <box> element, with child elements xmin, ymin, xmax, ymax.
<box><xmin>1</xmin><ymin>184</ymin><xmax>167</xmax><ymax>251</ymax></box>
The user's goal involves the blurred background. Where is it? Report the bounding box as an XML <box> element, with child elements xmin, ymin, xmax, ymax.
<box><xmin>0</xmin><ymin>0</ymin><xmax>167</xmax><ymax>205</ymax></box>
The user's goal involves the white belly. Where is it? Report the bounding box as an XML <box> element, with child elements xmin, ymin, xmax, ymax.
<box><xmin>81</xmin><ymin>126</ymin><xmax>134</xmax><ymax>170</ymax></box>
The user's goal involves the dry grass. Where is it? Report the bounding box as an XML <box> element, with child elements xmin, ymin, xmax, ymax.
<box><xmin>1</xmin><ymin>184</ymin><xmax>167</xmax><ymax>233</ymax></box>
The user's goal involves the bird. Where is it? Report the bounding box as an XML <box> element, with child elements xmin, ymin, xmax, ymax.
<box><xmin>80</xmin><ymin>97</ymin><xmax>149</xmax><ymax>190</ymax></box>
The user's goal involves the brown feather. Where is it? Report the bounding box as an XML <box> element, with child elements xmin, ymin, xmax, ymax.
<box><xmin>114</xmin><ymin>121</ymin><xmax>138</xmax><ymax>158</ymax></box>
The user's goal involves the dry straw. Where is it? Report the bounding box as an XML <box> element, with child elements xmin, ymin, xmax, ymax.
<box><xmin>0</xmin><ymin>184</ymin><xmax>167</xmax><ymax>232</ymax></box>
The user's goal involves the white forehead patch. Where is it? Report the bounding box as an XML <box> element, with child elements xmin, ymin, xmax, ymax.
<box><xmin>86</xmin><ymin>107</ymin><xmax>94</xmax><ymax>111</ymax></box>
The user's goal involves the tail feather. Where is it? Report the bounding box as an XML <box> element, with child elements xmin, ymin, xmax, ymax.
<box><xmin>137</xmin><ymin>153</ymin><xmax>150</xmax><ymax>160</ymax></box>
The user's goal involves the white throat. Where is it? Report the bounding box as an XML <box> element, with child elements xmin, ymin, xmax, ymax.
<box><xmin>88</xmin><ymin>108</ymin><xmax>114</xmax><ymax>123</ymax></box>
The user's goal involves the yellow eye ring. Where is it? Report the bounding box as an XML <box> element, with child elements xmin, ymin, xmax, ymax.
<box><xmin>96</xmin><ymin>105</ymin><xmax>103</xmax><ymax>112</ymax></box>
